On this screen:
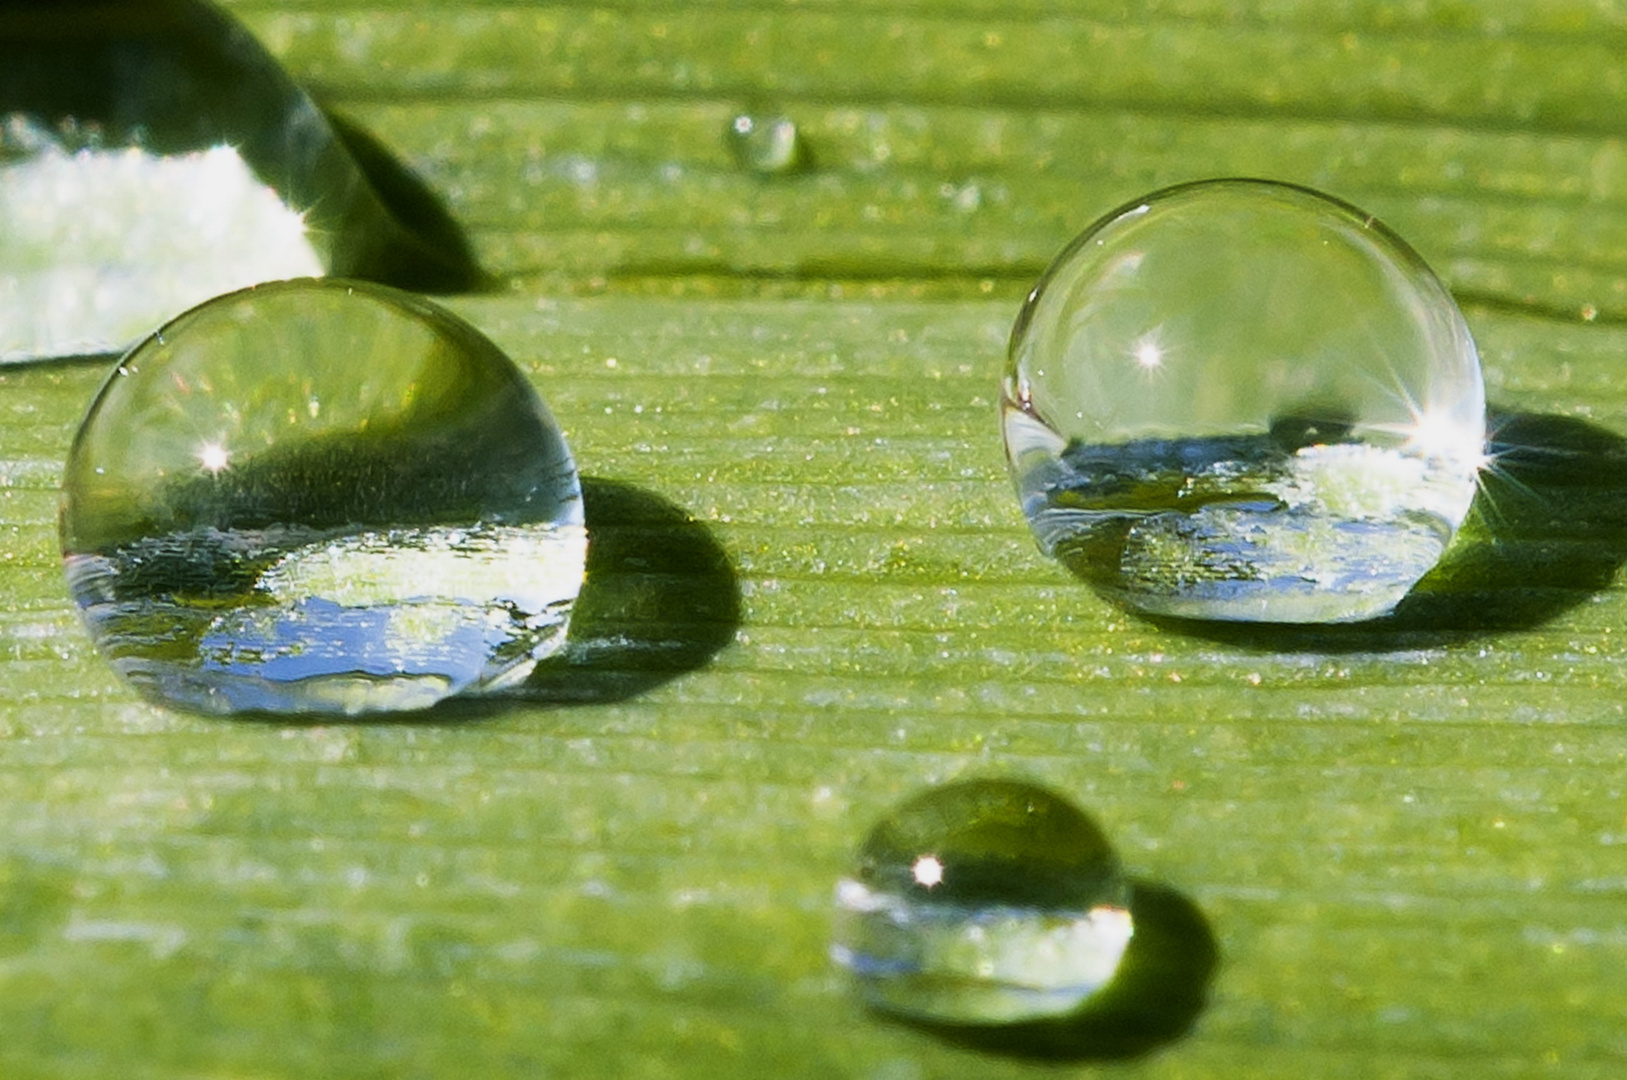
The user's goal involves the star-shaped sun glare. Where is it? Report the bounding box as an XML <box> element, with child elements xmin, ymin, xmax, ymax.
<box><xmin>197</xmin><ymin>440</ymin><xmax>231</xmax><ymax>474</ymax></box>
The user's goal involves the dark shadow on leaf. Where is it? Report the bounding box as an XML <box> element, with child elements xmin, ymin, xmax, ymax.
<box><xmin>320</xmin><ymin>107</ymin><xmax>491</xmax><ymax>294</ymax></box>
<box><xmin>1143</xmin><ymin>408</ymin><xmax>1627</xmax><ymax>652</ymax></box>
<box><xmin>228</xmin><ymin>477</ymin><xmax>738</xmax><ymax>725</ymax></box>
<box><xmin>0</xmin><ymin>349</ymin><xmax>122</xmax><ymax>371</ymax></box>
<box><xmin>495</xmin><ymin>476</ymin><xmax>741</xmax><ymax>706</ymax></box>
<box><xmin>881</xmin><ymin>879</ymin><xmax>1217</xmax><ymax>1063</ymax></box>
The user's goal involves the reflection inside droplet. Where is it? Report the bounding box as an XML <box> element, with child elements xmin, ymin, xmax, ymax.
<box><xmin>60</xmin><ymin>278</ymin><xmax>586</xmax><ymax>716</ymax></box>
<box><xmin>832</xmin><ymin>778</ymin><xmax>1132</xmax><ymax>1026</ymax></box>
<box><xmin>1003</xmin><ymin>179</ymin><xmax>1487</xmax><ymax>624</ymax></box>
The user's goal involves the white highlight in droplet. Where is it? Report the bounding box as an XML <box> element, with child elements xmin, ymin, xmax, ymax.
<box><xmin>197</xmin><ymin>441</ymin><xmax>231</xmax><ymax>474</ymax></box>
<box><xmin>912</xmin><ymin>855</ymin><xmax>945</xmax><ymax>888</ymax></box>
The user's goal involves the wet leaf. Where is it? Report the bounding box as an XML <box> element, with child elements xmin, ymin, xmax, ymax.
<box><xmin>2</xmin><ymin>1</ymin><xmax>1625</xmax><ymax>1077</ymax></box>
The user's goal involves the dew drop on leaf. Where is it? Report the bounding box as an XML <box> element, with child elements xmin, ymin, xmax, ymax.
<box><xmin>832</xmin><ymin>778</ymin><xmax>1132</xmax><ymax>1026</ymax></box>
<box><xmin>724</xmin><ymin>111</ymin><xmax>805</xmax><ymax>175</ymax></box>
<box><xmin>1002</xmin><ymin>179</ymin><xmax>1487</xmax><ymax>623</ymax></box>
<box><xmin>60</xmin><ymin>278</ymin><xmax>586</xmax><ymax>716</ymax></box>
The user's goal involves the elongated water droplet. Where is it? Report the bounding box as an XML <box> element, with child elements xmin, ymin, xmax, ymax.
<box><xmin>0</xmin><ymin>0</ymin><xmax>468</xmax><ymax>363</ymax></box>
<box><xmin>60</xmin><ymin>279</ymin><xmax>585</xmax><ymax>716</ymax></box>
<box><xmin>1004</xmin><ymin>179</ymin><xmax>1486</xmax><ymax>623</ymax></box>
<box><xmin>833</xmin><ymin>779</ymin><xmax>1132</xmax><ymax>1026</ymax></box>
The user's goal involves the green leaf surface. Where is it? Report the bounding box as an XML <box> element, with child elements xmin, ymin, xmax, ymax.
<box><xmin>4</xmin><ymin>1</ymin><xmax>1627</xmax><ymax>1077</ymax></box>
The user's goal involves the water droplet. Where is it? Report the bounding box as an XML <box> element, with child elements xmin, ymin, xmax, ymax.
<box><xmin>1004</xmin><ymin>179</ymin><xmax>1486</xmax><ymax>623</ymax></box>
<box><xmin>60</xmin><ymin>279</ymin><xmax>585</xmax><ymax>716</ymax></box>
<box><xmin>725</xmin><ymin>111</ymin><xmax>806</xmax><ymax>175</ymax></box>
<box><xmin>832</xmin><ymin>779</ymin><xmax>1132</xmax><ymax>1026</ymax></box>
<box><xmin>1</xmin><ymin>1</ymin><xmax>471</xmax><ymax>363</ymax></box>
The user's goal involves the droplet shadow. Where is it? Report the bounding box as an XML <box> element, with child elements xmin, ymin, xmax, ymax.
<box><xmin>319</xmin><ymin>107</ymin><xmax>489</xmax><ymax>293</ymax></box>
<box><xmin>880</xmin><ymin>878</ymin><xmax>1218</xmax><ymax>1063</ymax></box>
<box><xmin>228</xmin><ymin>477</ymin><xmax>739</xmax><ymax>724</ymax></box>
<box><xmin>500</xmin><ymin>476</ymin><xmax>742</xmax><ymax>705</ymax></box>
<box><xmin>0</xmin><ymin>349</ymin><xmax>124</xmax><ymax>372</ymax></box>
<box><xmin>1143</xmin><ymin>408</ymin><xmax>1627</xmax><ymax>651</ymax></box>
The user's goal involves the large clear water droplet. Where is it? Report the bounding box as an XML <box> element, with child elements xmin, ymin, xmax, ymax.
<box><xmin>1004</xmin><ymin>179</ymin><xmax>1486</xmax><ymax>623</ymax></box>
<box><xmin>1</xmin><ymin>0</ymin><xmax>468</xmax><ymax>363</ymax></box>
<box><xmin>832</xmin><ymin>779</ymin><xmax>1132</xmax><ymax>1026</ymax></box>
<box><xmin>60</xmin><ymin>279</ymin><xmax>586</xmax><ymax>716</ymax></box>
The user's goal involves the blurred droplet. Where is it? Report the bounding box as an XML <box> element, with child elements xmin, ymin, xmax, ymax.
<box><xmin>0</xmin><ymin>0</ymin><xmax>473</xmax><ymax>363</ymax></box>
<box><xmin>725</xmin><ymin>111</ymin><xmax>805</xmax><ymax>175</ymax></box>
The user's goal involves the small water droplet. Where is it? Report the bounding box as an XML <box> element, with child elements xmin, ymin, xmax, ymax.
<box><xmin>1003</xmin><ymin>179</ymin><xmax>1486</xmax><ymax>623</ymax></box>
<box><xmin>832</xmin><ymin>778</ymin><xmax>1132</xmax><ymax>1026</ymax></box>
<box><xmin>60</xmin><ymin>279</ymin><xmax>585</xmax><ymax>716</ymax></box>
<box><xmin>725</xmin><ymin>111</ymin><xmax>806</xmax><ymax>175</ymax></box>
<box><xmin>0</xmin><ymin>0</ymin><xmax>472</xmax><ymax>363</ymax></box>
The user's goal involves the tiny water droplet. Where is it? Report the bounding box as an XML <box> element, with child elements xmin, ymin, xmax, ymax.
<box><xmin>1003</xmin><ymin>179</ymin><xmax>1486</xmax><ymax>623</ymax></box>
<box><xmin>1</xmin><ymin>0</ymin><xmax>470</xmax><ymax>363</ymax></box>
<box><xmin>832</xmin><ymin>779</ymin><xmax>1132</xmax><ymax>1026</ymax></box>
<box><xmin>60</xmin><ymin>279</ymin><xmax>585</xmax><ymax>716</ymax></box>
<box><xmin>724</xmin><ymin>111</ymin><xmax>805</xmax><ymax>175</ymax></box>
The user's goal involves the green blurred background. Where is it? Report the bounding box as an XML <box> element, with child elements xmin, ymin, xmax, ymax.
<box><xmin>3</xmin><ymin>1</ymin><xmax>1626</xmax><ymax>1077</ymax></box>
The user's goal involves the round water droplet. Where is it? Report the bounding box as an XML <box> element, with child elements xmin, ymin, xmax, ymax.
<box><xmin>1004</xmin><ymin>179</ymin><xmax>1486</xmax><ymax>623</ymax></box>
<box><xmin>60</xmin><ymin>279</ymin><xmax>585</xmax><ymax>716</ymax></box>
<box><xmin>724</xmin><ymin>111</ymin><xmax>805</xmax><ymax>175</ymax></box>
<box><xmin>1</xmin><ymin>0</ymin><xmax>469</xmax><ymax>363</ymax></box>
<box><xmin>832</xmin><ymin>779</ymin><xmax>1132</xmax><ymax>1026</ymax></box>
